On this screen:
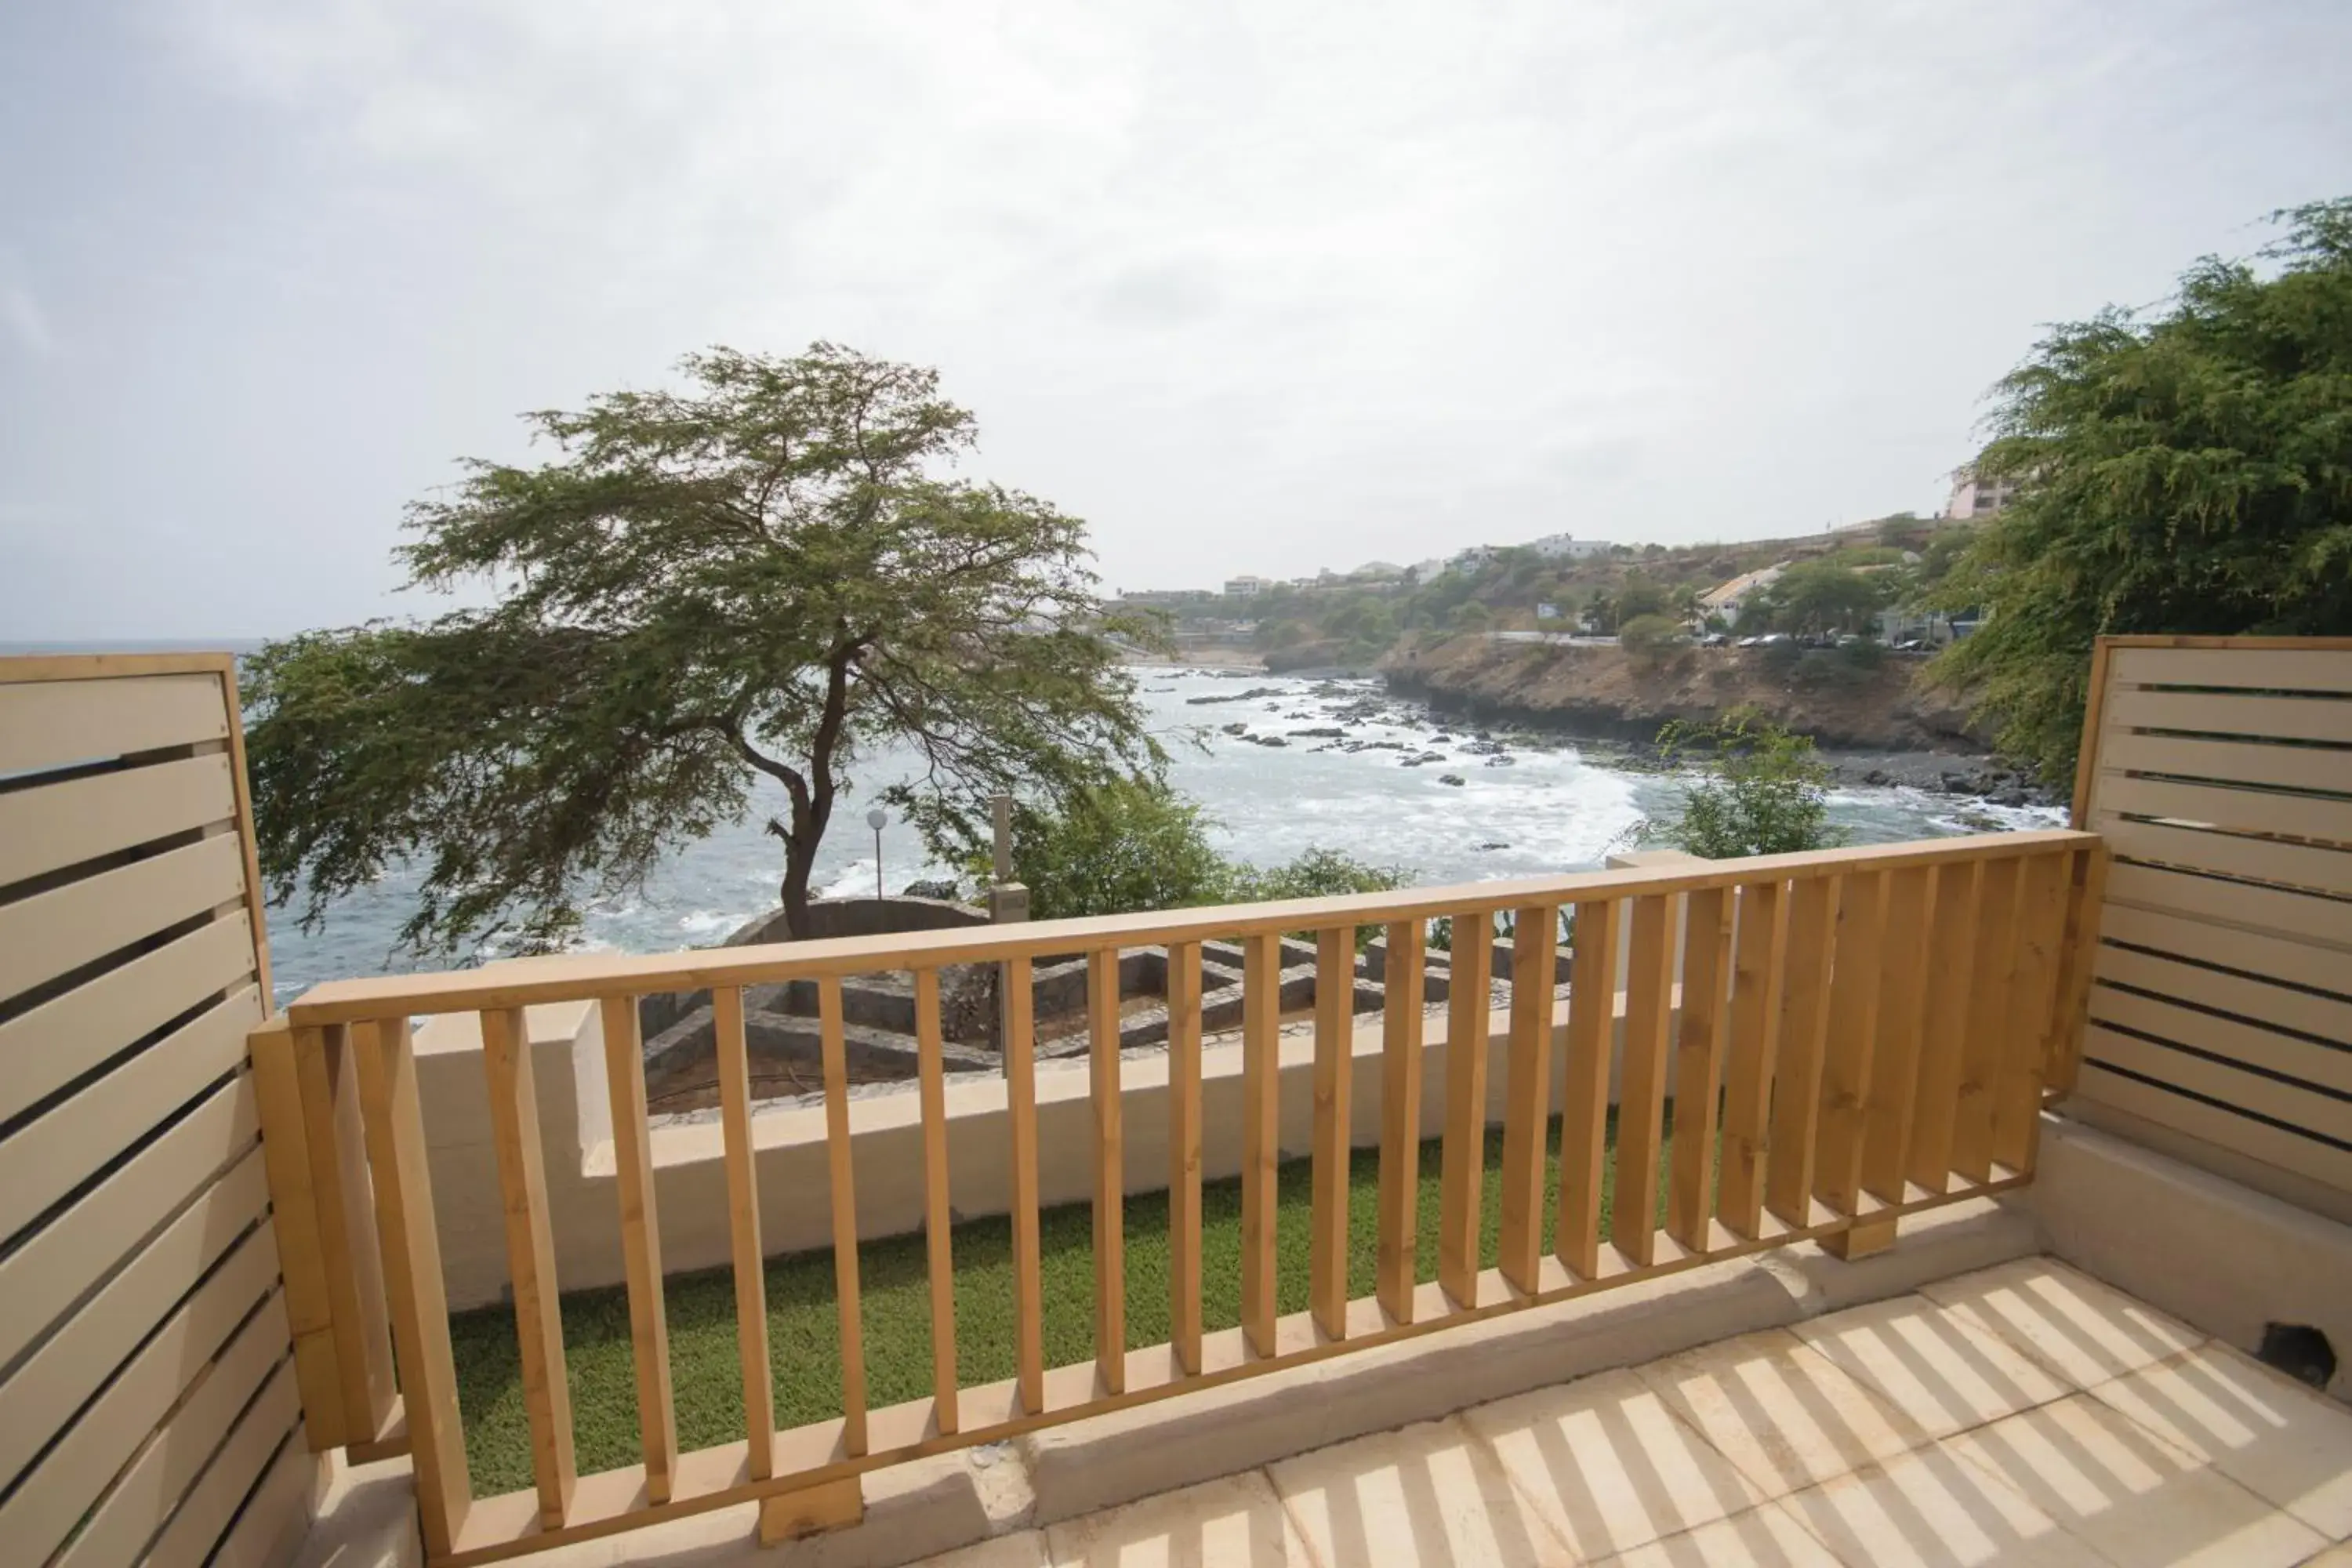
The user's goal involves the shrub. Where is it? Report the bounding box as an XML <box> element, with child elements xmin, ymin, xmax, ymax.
<box><xmin>1632</xmin><ymin>709</ymin><xmax>1850</xmax><ymax>859</ymax></box>
<box><xmin>1619</xmin><ymin>613</ymin><xmax>1684</xmax><ymax>659</ymax></box>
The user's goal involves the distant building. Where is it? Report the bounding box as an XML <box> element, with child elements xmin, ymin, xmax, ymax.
<box><xmin>1115</xmin><ymin>589</ymin><xmax>1194</xmax><ymax>608</ymax></box>
<box><xmin>1447</xmin><ymin>546</ymin><xmax>1498</xmax><ymax>573</ymax></box>
<box><xmin>1536</xmin><ymin>602</ymin><xmax>1562</xmax><ymax>621</ymax></box>
<box><xmin>1699</xmin><ymin>564</ymin><xmax>1785</xmax><ymax>627</ymax></box>
<box><xmin>1407</xmin><ymin>557</ymin><xmax>1447</xmax><ymax>583</ymax></box>
<box><xmin>1523</xmin><ymin>532</ymin><xmax>1613</xmax><ymax>561</ymax></box>
<box><xmin>1224</xmin><ymin>575</ymin><xmax>1269</xmax><ymax>598</ymax></box>
<box><xmin>1945</xmin><ymin>466</ymin><xmax>2021</xmax><ymax>520</ymax></box>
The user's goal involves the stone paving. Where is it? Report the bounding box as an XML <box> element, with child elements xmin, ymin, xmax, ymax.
<box><xmin>909</xmin><ymin>1258</ymin><xmax>2352</xmax><ymax>1567</ymax></box>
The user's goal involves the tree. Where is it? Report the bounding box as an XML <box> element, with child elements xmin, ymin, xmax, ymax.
<box><xmin>1933</xmin><ymin>199</ymin><xmax>2352</xmax><ymax>782</ymax></box>
<box><xmin>1633</xmin><ymin>710</ymin><xmax>1850</xmax><ymax>859</ymax></box>
<box><xmin>248</xmin><ymin>343</ymin><xmax>1163</xmax><ymax>955</ymax></box>
<box><xmin>1613</xmin><ymin>575</ymin><xmax>1673</xmax><ymax>625</ymax></box>
<box><xmin>992</xmin><ymin>776</ymin><xmax>1231</xmax><ymax>921</ymax></box>
<box><xmin>1748</xmin><ymin>562</ymin><xmax>1885</xmax><ymax>635</ymax></box>
<box><xmin>1453</xmin><ymin>600</ymin><xmax>1494</xmax><ymax>631</ymax></box>
<box><xmin>1618</xmin><ymin>613</ymin><xmax>1684</xmax><ymax>659</ymax></box>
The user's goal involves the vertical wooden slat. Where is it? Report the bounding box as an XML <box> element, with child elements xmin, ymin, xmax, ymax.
<box><xmin>1004</xmin><ymin>956</ymin><xmax>1045</xmax><ymax>1415</ymax></box>
<box><xmin>818</xmin><ymin>978</ymin><xmax>869</xmax><ymax>1454</ymax></box>
<box><xmin>1813</xmin><ymin>873</ymin><xmax>1889</xmax><ymax>1221</ymax></box>
<box><xmin>1308</xmin><ymin>927</ymin><xmax>1354</xmax><ymax>1340</ymax></box>
<box><xmin>481</xmin><ymin>1006</ymin><xmax>576</xmax><ymax>1529</ymax></box>
<box><xmin>1241</xmin><ymin>932</ymin><xmax>1283</xmax><ymax>1355</ymax></box>
<box><xmin>712</xmin><ymin>985</ymin><xmax>775</xmax><ymax>1479</ymax></box>
<box><xmin>1613</xmin><ymin>895</ymin><xmax>1676</xmax><ymax>1266</ymax></box>
<box><xmin>1437</xmin><ymin>911</ymin><xmax>1492</xmax><ymax>1309</ymax></box>
<box><xmin>1717</xmin><ymin>881</ymin><xmax>1788</xmax><ymax>1240</ymax></box>
<box><xmin>1556</xmin><ymin>898</ymin><xmax>1621</xmax><ymax>1278</ymax></box>
<box><xmin>914</xmin><ymin>969</ymin><xmax>957</xmax><ymax>1435</ymax></box>
<box><xmin>1993</xmin><ymin>853</ymin><xmax>2073</xmax><ymax>1172</ymax></box>
<box><xmin>1376</xmin><ymin>918</ymin><xmax>1425</xmax><ymax>1323</ymax></box>
<box><xmin>1952</xmin><ymin>858</ymin><xmax>2024</xmax><ymax>1182</ymax></box>
<box><xmin>1907</xmin><ymin>861</ymin><xmax>1982</xmax><ymax>1192</ymax></box>
<box><xmin>1765</xmin><ymin>876</ymin><xmax>1842</xmax><ymax>1229</ymax></box>
<box><xmin>1857</xmin><ymin>867</ymin><xmax>1936</xmax><ymax>1207</ymax></box>
<box><xmin>1497</xmin><ymin>905</ymin><xmax>1558</xmax><ymax>1295</ymax></box>
<box><xmin>351</xmin><ymin>1016</ymin><xmax>470</xmax><ymax>1557</ymax></box>
<box><xmin>598</xmin><ymin>996</ymin><xmax>676</xmax><ymax>1504</ymax></box>
<box><xmin>1088</xmin><ymin>949</ymin><xmax>1126</xmax><ymax>1392</ymax></box>
<box><xmin>1167</xmin><ymin>941</ymin><xmax>1206</xmax><ymax>1370</ymax></box>
<box><xmin>307</xmin><ymin>1022</ymin><xmax>397</xmax><ymax>1446</ymax></box>
<box><xmin>249</xmin><ymin>1019</ymin><xmax>346</xmax><ymax>1449</ymax></box>
<box><xmin>1668</xmin><ymin>887</ymin><xmax>1733</xmax><ymax>1250</ymax></box>
<box><xmin>2042</xmin><ymin>846</ymin><xmax>2110</xmax><ymax>1103</ymax></box>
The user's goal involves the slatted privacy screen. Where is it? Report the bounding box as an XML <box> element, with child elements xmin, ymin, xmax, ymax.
<box><xmin>2068</xmin><ymin>636</ymin><xmax>2352</xmax><ymax>1223</ymax></box>
<box><xmin>277</xmin><ymin>827</ymin><xmax>2092</xmax><ymax>1566</ymax></box>
<box><xmin>0</xmin><ymin>654</ymin><xmax>314</xmax><ymax>1568</ymax></box>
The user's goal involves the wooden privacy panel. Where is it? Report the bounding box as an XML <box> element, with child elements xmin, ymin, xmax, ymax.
<box><xmin>2069</xmin><ymin>636</ymin><xmax>2352</xmax><ymax>1222</ymax></box>
<box><xmin>0</xmin><ymin>654</ymin><xmax>313</xmax><ymax>1568</ymax></box>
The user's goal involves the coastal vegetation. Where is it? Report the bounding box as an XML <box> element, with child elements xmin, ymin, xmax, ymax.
<box><xmin>1632</xmin><ymin>711</ymin><xmax>1849</xmax><ymax>860</ymax></box>
<box><xmin>1932</xmin><ymin>198</ymin><xmax>2352</xmax><ymax>784</ymax></box>
<box><xmin>988</xmin><ymin>775</ymin><xmax>1405</xmax><ymax>921</ymax></box>
<box><xmin>245</xmin><ymin>344</ymin><xmax>1165</xmax><ymax>953</ymax></box>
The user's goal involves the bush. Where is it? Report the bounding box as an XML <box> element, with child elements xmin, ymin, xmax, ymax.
<box><xmin>1838</xmin><ymin>636</ymin><xmax>1885</xmax><ymax>670</ymax></box>
<box><xmin>1632</xmin><ymin>710</ymin><xmax>1850</xmax><ymax>859</ymax></box>
<box><xmin>1618</xmin><ymin>613</ymin><xmax>1684</xmax><ymax>659</ymax></box>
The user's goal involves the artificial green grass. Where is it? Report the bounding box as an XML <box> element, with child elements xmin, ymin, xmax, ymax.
<box><xmin>448</xmin><ymin>1109</ymin><xmax>1672</xmax><ymax>1494</ymax></box>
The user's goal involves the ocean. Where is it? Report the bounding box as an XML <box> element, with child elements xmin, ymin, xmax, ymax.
<box><xmin>251</xmin><ymin>666</ymin><xmax>2062</xmax><ymax>1004</ymax></box>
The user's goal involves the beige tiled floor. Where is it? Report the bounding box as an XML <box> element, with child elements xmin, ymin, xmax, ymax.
<box><xmin>914</xmin><ymin>1258</ymin><xmax>2352</xmax><ymax>1567</ymax></box>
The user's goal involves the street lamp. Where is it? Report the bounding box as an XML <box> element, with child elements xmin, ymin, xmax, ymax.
<box><xmin>866</xmin><ymin>808</ymin><xmax>888</xmax><ymax>908</ymax></box>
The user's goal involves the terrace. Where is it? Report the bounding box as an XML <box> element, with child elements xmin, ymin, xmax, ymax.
<box><xmin>4</xmin><ymin>636</ymin><xmax>2348</xmax><ymax>1568</ymax></box>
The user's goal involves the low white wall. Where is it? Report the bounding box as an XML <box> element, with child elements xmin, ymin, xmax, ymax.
<box><xmin>414</xmin><ymin>990</ymin><xmax>1656</xmax><ymax>1311</ymax></box>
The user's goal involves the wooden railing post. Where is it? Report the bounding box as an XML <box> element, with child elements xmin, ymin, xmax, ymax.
<box><xmin>915</xmin><ymin>970</ymin><xmax>958</xmax><ymax>1435</ymax></box>
<box><xmin>712</xmin><ymin>986</ymin><xmax>775</xmax><ymax>1480</ymax></box>
<box><xmin>1168</xmin><ymin>942</ymin><xmax>1206</xmax><ymax>1370</ymax></box>
<box><xmin>818</xmin><ymin>978</ymin><xmax>869</xmax><ymax>1454</ymax></box>
<box><xmin>481</xmin><ymin>1006</ymin><xmax>576</xmax><ymax>1529</ymax></box>
<box><xmin>1558</xmin><ymin>898</ymin><xmax>1621</xmax><ymax>1278</ymax></box>
<box><xmin>1004</xmin><ymin>957</ymin><xmax>1045</xmax><ymax>1415</ymax></box>
<box><xmin>351</xmin><ymin>1016</ymin><xmax>471</xmax><ymax>1557</ymax></box>
<box><xmin>1993</xmin><ymin>851</ymin><xmax>2073</xmax><ymax>1172</ymax></box>
<box><xmin>1908</xmin><ymin>860</ymin><xmax>1981</xmax><ymax>1193</ymax></box>
<box><xmin>1765</xmin><ymin>875</ymin><xmax>1841</xmax><ymax>1229</ymax></box>
<box><xmin>1241</xmin><ymin>933</ymin><xmax>1282</xmax><ymax>1356</ymax></box>
<box><xmin>1815</xmin><ymin>873</ymin><xmax>1889</xmax><ymax>1253</ymax></box>
<box><xmin>1375</xmin><ymin>919</ymin><xmax>1425</xmax><ymax>1323</ymax></box>
<box><xmin>1718</xmin><ymin>881</ymin><xmax>1787</xmax><ymax>1240</ymax></box>
<box><xmin>1308</xmin><ymin>928</ymin><xmax>1353</xmax><ymax>1341</ymax></box>
<box><xmin>1667</xmin><ymin>887</ymin><xmax>1733</xmax><ymax>1252</ymax></box>
<box><xmin>1437</xmin><ymin>912</ymin><xmax>1491</xmax><ymax>1309</ymax></box>
<box><xmin>1614</xmin><ymin>895</ymin><xmax>1676</xmax><ymax>1265</ymax></box>
<box><xmin>1838</xmin><ymin>866</ymin><xmax>1936</xmax><ymax>1259</ymax></box>
<box><xmin>1952</xmin><ymin>858</ymin><xmax>2024</xmax><ymax>1182</ymax></box>
<box><xmin>1088</xmin><ymin>950</ymin><xmax>1126</xmax><ymax>1392</ymax></box>
<box><xmin>598</xmin><ymin>996</ymin><xmax>677</xmax><ymax>1504</ymax></box>
<box><xmin>1497</xmin><ymin>905</ymin><xmax>1559</xmax><ymax>1295</ymax></box>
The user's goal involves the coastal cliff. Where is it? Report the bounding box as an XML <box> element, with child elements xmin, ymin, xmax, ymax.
<box><xmin>1381</xmin><ymin>636</ymin><xmax>1985</xmax><ymax>753</ymax></box>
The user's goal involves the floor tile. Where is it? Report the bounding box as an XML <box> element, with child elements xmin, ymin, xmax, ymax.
<box><xmin>1635</xmin><ymin>1329</ymin><xmax>1930</xmax><ymax>1501</ymax></box>
<box><xmin>1269</xmin><ymin>1416</ymin><xmax>1570</xmax><ymax>1567</ymax></box>
<box><xmin>1921</xmin><ymin>1258</ymin><xmax>2202</xmax><ymax>1391</ymax></box>
<box><xmin>1462</xmin><ymin>1368</ymin><xmax>1766</xmax><ymax>1559</ymax></box>
<box><xmin>1042</xmin><ymin>1471</ymin><xmax>1316</xmax><ymax>1567</ymax></box>
<box><xmin>1777</xmin><ymin>1444</ymin><xmax>2088</xmax><ymax>1566</ymax></box>
<box><xmin>1794</xmin><ymin>1294</ymin><xmax>2071</xmax><ymax>1439</ymax></box>
<box><xmin>1584</xmin><ymin>1503</ymin><xmax>1842</xmax><ymax>1567</ymax></box>
<box><xmin>1947</xmin><ymin>1392</ymin><xmax>2324</xmax><ymax>1568</ymax></box>
<box><xmin>2088</xmin><ymin>1342</ymin><xmax>2352</xmax><ymax>1540</ymax></box>
<box><xmin>2295</xmin><ymin>1544</ymin><xmax>2352</xmax><ymax>1566</ymax></box>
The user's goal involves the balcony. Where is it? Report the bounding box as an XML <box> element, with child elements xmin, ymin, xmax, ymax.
<box><xmin>5</xmin><ymin>637</ymin><xmax>2349</xmax><ymax>1568</ymax></box>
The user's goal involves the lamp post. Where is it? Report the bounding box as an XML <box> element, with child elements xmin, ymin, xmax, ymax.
<box><xmin>866</xmin><ymin>808</ymin><xmax>887</xmax><ymax>910</ymax></box>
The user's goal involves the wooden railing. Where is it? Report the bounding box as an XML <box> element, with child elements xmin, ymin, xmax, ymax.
<box><xmin>260</xmin><ymin>829</ymin><xmax>2103</xmax><ymax>1566</ymax></box>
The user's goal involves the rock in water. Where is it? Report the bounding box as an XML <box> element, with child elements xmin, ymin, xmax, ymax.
<box><xmin>1438</xmin><ymin>773</ymin><xmax>1466</xmax><ymax>786</ymax></box>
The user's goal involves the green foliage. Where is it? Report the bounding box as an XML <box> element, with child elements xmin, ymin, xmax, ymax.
<box><xmin>1746</xmin><ymin>562</ymin><xmax>1887</xmax><ymax>635</ymax></box>
<box><xmin>994</xmin><ymin>777</ymin><xmax>1403</xmax><ymax>921</ymax></box>
<box><xmin>247</xmin><ymin>343</ymin><xmax>1163</xmax><ymax>954</ymax></box>
<box><xmin>1617</xmin><ymin>613</ymin><xmax>1684</xmax><ymax>659</ymax></box>
<box><xmin>1633</xmin><ymin>710</ymin><xmax>1850</xmax><ymax>859</ymax></box>
<box><xmin>994</xmin><ymin>776</ymin><xmax>1232</xmax><ymax>922</ymax></box>
<box><xmin>1452</xmin><ymin>600</ymin><xmax>1494</xmax><ymax>631</ymax></box>
<box><xmin>1613</xmin><ymin>575</ymin><xmax>1673</xmax><ymax>625</ymax></box>
<box><xmin>1932</xmin><ymin>199</ymin><xmax>2352</xmax><ymax>783</ymax></box>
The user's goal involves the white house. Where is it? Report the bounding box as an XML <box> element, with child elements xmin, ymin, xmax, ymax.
<box><xmin>1698</xmin><ymin>564</ymin><xmax>1785</xmax><ymax>627</ymax></box>
<box><xmin>1224</xmin><ymin>574</ymin><xmax>1269</xmax><ymax>598</ymax></box>
<box><xmin>1447</xmin><ymin>545</ymin><xmax>1498</xmax><ymax>572</ymax></box>
<box><xmin>1523</xmin><ymin>532</ymin><xmax>1613</xmax><ymax>561</ymax></box>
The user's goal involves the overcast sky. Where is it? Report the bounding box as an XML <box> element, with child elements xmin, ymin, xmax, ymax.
<box><xmin>2</xmin><ymin>2</ymin><xmax>2347</xmax><ymax>638</ymax></box>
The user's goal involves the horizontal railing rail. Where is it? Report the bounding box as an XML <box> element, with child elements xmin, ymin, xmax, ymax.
<box><xmin>262</xmin><ymin>827</ymin><xmax>2105</xmax><ymax>1566</ymax></box>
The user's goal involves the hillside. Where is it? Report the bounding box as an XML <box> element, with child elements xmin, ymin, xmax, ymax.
<box><xmin>1382</xmin><ymin>635</ymin><xmax>1983</xmax><ymax>753</ymax></box>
